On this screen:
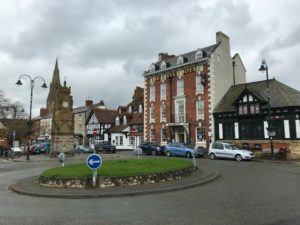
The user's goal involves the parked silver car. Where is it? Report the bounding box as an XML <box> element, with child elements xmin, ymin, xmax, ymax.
<box><xmin>209</xmin><ymin>142</ymin><xmax>254</xmax><ymax>161</ymax></box>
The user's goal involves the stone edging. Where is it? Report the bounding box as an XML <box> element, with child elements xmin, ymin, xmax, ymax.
<box><xmin>10</xmin><ymin>171</ymin><xmax>220</xmax><ymax>199</ymax></box>
<box><xmin>38</xmin><ymin>166</ymin><xmax>199</xmax><ymax>189</ymax></box>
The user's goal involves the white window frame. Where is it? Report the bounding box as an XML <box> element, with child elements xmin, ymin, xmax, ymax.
<box><xmin>177</xmin><ymin>56</ymin><xmax>184</xmax><ymax>65</ymax></box>
<box><xmin>196</xmin><ymin>75</ymin><xmax>204</xmax><ymax>94</ymax></box>
<box><xmin>150</xmin><ymin>85</ymin><xmax>155</xmax><ymax>102</ymax></box>
<box><xmin>196</xmin><ymin>127</ymin><xmax>206</xmax><ymax>143</ymax></box>
<box><xmin>161</xmin><ymin>128</ymin><xmax>167</xmax><ymax>143</ymax></box>
<box><xmin>161</xmin><ymin>83</ymin><xmax>166</xmax><ymax>100</ymax></box>
<box><xmin>196</xmin><ymin>50</ymin><xmax>203</xmax><ymax>60</ymax></box>
<box><xmin>177</xmin><ymin>79</ymin><xmax>184</xmax><ymax>96</ymax></box>
<box><xmin>150</xmin><ymin>64</ymin><xmax>155</xmax><ymax>72</ymax></box>
<box><xmin>129</xmin><ymin>136</ymin><xmax>135</xmax><ymax>146</ymax></box>
<box><xmin>115</xmin><ymin>136</ymin><xmax>119</xmax><ymax>145</ymax></box>
<box><xmin>196</xmin><ymin>100</ymin><xmax>204</xmax><ymax>119</ymax></box>
<box><xmin>119</xmin><ymin>136</ymin><xmax>123</xmax><ymax>146</ymax></box>
<box><xmin>150</xmin><ymin>104</ymin><xmax>155</xmax><ymax>122</ymax></box>
<box><xmin>161</xmin><ymin>61</ymin><xmax>166</xmax><ymax>69</ymax></box>
<box><xmin>175</xmin><ymin>99</ymin><xmax>185</xmax><ymax>123</ymax></box>
<box><xmin>161</xmin><ymin>102</ymin><xmax>166</xmax><ymax>122</ymax></box>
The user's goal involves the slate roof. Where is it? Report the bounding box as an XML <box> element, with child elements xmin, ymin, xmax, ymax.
<box><xmin>73</xmin><ymin>106</ymin><xmax>89</xmax><ymax>114</ymax></box>
<box><xmin>109</xmin><ymin>124</ymin><xmax>129</xmax><ymax>133</ymax></box>
<box><xmin>146</xmin><ymin>44</ymin><xmax>219</xmax><ymax>75</ymax></box>
<box><xmin>214</xmin><ymin>79</ymin><xmax>300</xmax><ymax>113</ymax></box>
<box><xmin>92</xmin><ymin>108</ymin><xmax>118</xmax><ymax>124</ymax></box>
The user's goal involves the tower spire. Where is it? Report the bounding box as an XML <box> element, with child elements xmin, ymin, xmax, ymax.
<box><xmin>52</xmin><ymin>57</ymin><xmax>60</xmax><ymax>84</ymax></box>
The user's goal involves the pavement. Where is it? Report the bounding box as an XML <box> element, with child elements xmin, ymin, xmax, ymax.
<box><xmin>10</xmin><ymin>169</ymin><xmax>219</xmax><ymax>199</ymax></box>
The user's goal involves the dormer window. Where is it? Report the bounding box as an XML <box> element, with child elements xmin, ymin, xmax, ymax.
<box><xmin>115</xmin><ymin>116</ymin><xmax>120</xmax><ymax>125</ymax></box>
<box><xmin>150</xmin><ymin>63</ymin><xmax>156</xmax><ymax>72</ymax></box>
<box><xmin>128</xmin><ymin>106</ymin><xmax>132</xmax><ymax>113</ymax></box>
<box><xmin>161</xmin><ymin>61</ymin><xmax>167</xmax><ymax>70</ymax></box>
<box><xmin>196</xmin><ymin>50</ymin><xmax>203</xmax><ymax>60</ymax></box>
<box><xmin>123</xmin><ymin>115</ymin><xmax>127</xmax><ymax>125</ymax></box>
<box><xmin>243</xmin><ymin>95</ymin><xmax>247</xmax><ymax>102</ymax></box>
<box><xmin>177</xmin><ymin>56</ymin><xmax>184</xmax><ymax>65</ymax></box>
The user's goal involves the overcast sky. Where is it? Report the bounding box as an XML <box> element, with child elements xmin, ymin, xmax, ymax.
<box><xmin>0</xmin><ymin>0</ymin><xmax>299</xmax><ymax>116</ymax></box>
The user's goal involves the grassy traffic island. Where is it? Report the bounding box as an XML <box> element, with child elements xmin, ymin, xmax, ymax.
<box><xmin>38</xmin><ymin>158</ymin><xmax>199</xmax><ymax>189</ymax></box>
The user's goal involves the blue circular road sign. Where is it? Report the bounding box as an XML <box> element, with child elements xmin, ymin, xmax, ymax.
<box><xmin>86</xmin><ymin>154</ymin><xmax>102</xmax><ymax>170</ymax></box>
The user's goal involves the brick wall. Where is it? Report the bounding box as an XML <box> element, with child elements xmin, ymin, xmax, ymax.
<box><xmin>145</xmin><ymin>63</ymin><xmax>212</xmax><ymax>147</ymax></box>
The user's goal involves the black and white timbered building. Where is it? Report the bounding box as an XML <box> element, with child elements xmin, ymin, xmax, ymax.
<box><xmin>86</xmin><ymin>103</ymin><xmax>117</xmax><ymax>147</ymax></box>
<box><xmin>214</xmin><ymin>79</ymin><xmax>300</xmax><ymax>159</ymax></box>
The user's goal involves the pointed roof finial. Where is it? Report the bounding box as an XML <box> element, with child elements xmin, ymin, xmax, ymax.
<box><xmin>52</xmin><ymin>57</ymin><xmax>60</xmax><ymax>84</ymax></box>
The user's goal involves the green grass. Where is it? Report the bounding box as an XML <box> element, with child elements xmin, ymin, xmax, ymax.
<box><xmin>42</xmin><ymin>158</ymin><xmax>192</xmax><ymax>178</ymax></box>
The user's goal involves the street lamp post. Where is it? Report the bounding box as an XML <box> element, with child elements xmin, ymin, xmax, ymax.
<box><xmin>16</xmin><ymin>74</ymin><xmax>47</xmax><ymax>160</ymax></box>
<box><xmin>258</xmin><ymin>59</ymin><xmax>275</xmax><ymax>160</ymax></box>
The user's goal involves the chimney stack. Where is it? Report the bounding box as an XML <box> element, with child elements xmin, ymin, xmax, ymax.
<box><xmin>40</xmin><ymin>108</ymin><xmax>48</xmax><ymax>117</ymax></box>
<box><xmin>85</xmin><ymin>100</ymin><xmax>93</xmax><ymax>108</ymax></box>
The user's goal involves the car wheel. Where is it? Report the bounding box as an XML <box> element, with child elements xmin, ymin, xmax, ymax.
<box><xmin>186</xmin><ymin>152</ymin><xmax>192</xmax><ymax>158</ymax></box>
<box><xmin>152</xmin><ymin>150</ymin><xmax>156</xmax><ymax>156</ymax></box>
<box><xmin>166</xmin><ymin>151</ymin><xmax>171</xmax><ymax>157</ymax></box>
<box><xmin>209</xmin><ymin>153</ymin><xmax>216</xmax><ymax>160</ymax></box>
<box><xmin>235</xmin><ymin>154</ymin><xmax>242</xmax><ymax>162</ymax></box>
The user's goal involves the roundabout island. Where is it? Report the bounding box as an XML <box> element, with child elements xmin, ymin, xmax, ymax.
<box><xmin>38</xmin><ymin>158</ymin><xmax>199</xmax><ymax>188</ymax></box>
<box><xmin>10</xmin><ymin>157</ymin><xmax>220</xmax><ymax>199</ymax></box>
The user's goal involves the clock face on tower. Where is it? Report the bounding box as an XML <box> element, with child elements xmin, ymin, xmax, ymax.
<box><xmin>63</xmin><ymin>101</ymin><xmax>69</xmax><ymax>108</ymax></box>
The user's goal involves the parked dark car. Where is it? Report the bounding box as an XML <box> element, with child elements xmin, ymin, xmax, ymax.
<box><xmin>0</xmin><ymin>145</ymin><xmax>10</xmax><ymax>157</ymax></box>
<box><xmin>75</xmin><ymin>145</ymin><xmax>94</xmax><ymax>154</ymax></box>
<box><xmin>163</xmin><ymin>143</ymin><xmax>203</xmax><ymax>158</ymax></box>
<box><xmin>96</xmin><ymin>141</ymin><xmax>116</xmax><ymax>154</ymax></box>
<box><xmin>139</xmin><ymin>142</ymin><xmax>163</xmax><ymax>156</ymax></box>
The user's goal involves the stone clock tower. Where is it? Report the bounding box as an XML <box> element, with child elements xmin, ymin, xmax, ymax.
<box><xmin>48</xmin><ymin>59</ymin><xmax>74</xmax><ymax>155</ymax></box>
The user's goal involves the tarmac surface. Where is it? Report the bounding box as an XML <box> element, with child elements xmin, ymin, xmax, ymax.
<box><xmin>1</xmin><ymin>152</ymin><xmax>300</xmax><ymax>225</ymax></box>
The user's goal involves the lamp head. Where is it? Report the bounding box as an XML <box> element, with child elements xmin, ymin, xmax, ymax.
<box><xmin>258</xmin><ymin>59</ymin><xmax>267</xmax><ymax>73</ymax></box>
<box><xmin>16</xmin><ymin>79</ymin><xmax>23</xmax><ymax>85</ymax></box>
<box><xmin>41</xmin><ymin>83</ymin><xmax>47</xmax><ymax>88</ymax></box>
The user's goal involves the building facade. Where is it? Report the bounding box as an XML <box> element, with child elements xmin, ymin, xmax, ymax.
<box><xmin>110</xmin><ymin>86</ymin><xmax>144</xmax><ymax>149</ymax></box>
<box><xmin>144</xmin><ymin>31</ymin><xmax>246</xmax><ymax>148</ymax></box>
<box><xmin>73</xmin><ymin>100</ymin><xmax>94</xmax><ymax>146</ymax></box>
<box><xmin>214</xmin><ymin>79</ymin><xmax>300</xmax><ymax>159</ymax></box>
<box><xmin>86</xmin><ymin>102</ymin><xmax>117</xmax><ymax>147</ymax></box>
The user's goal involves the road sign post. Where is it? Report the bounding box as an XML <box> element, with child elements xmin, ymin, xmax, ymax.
<box><xmin>86</xmin><ymin>154</ymin><xmax>102</xmax><ymax>187</ymax></box>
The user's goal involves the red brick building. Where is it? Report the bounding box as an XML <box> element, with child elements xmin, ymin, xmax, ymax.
<box><xmin>144</xmin><ymin>31</ymin><xmax>246</xmax><ymax>148</ymax></box>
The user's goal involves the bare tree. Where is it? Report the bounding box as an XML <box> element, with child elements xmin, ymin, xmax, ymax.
<box><xmin>0</xmin><ymin>90</ymin><xmax>27</xmax><ymax>119</ymax></box>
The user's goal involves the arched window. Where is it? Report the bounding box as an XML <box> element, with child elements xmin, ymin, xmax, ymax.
<box><xmin>138</xmin><ymin>104</ymin><xmax>143</xmax><ymax>113</ymax></box>
<box><xmin>150</xmin><ymin>63</ymin><xmax>156</xmax><ymax>72</ymax></box>
<box><xmin>161</xmin><ymin>61</ymin><xmax>166</xmax><ymax>69</ymax></box>
<box><xmin>115</xmin><ymin>116</ymin><xmax>120</xmax><ymax>125</ymax></box>
<box><xmin>177</xmin><ymin>56</ymin><xmax>184</xmax><ymax>65</ymax></box>
<box><xmin>196</xmin><ymin>50</ymin><xmax>203</xmax><ymax>60</ymax></box>
<box><xmin>123</xmin><ymin>115</ymin><xmax>127</xmax><ymax>125</ymax></box>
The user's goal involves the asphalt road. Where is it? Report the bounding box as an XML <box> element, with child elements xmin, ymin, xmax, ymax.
<box><xmin>0</xmin><ymin>153</ymin><xmax>300</xmax><ymax>225</ymax></box>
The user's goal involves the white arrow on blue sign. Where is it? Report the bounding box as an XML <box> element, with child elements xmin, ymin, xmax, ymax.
<box><xmin>86</xmin><ymin>154</ymin><xmax>102</xmax><ymax>170</ymax></box>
